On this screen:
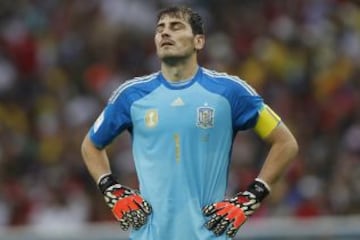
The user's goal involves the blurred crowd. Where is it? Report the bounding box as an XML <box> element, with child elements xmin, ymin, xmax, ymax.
<box><xmin>0</xmin><ymin>0</ymin><xmax>360</xmax><ymax>230</ymax></box>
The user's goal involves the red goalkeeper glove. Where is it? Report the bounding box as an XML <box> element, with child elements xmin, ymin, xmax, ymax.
<box><xmin>203</xmin><ymin>178</ymin><xmax>270</xmax><ymax>238</ymax></box>
<box><xmin>98</xmin><ymin>174</ymin><xmax>152</xmax><ymax>230</ymax></box>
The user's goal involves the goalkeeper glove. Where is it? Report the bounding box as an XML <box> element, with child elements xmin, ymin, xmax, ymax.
<box><xmin>98</xmin><ymin>174</ymin><xmax>152</xmax><ymax>230</ymax></box>
<box><xmin>203</xmin><ymin>178</ymin><xmax>270</xmax><ymax>238</ymax></box>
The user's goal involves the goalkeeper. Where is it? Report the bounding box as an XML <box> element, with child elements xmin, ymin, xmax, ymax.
<box><xmin>81</xmin><ymin>5</ymin><xmax>298</xmax><ymax>240</ymax></box>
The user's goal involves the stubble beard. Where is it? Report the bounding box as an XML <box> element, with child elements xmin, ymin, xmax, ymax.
<box><xmin>161</xmin><ymin>55</ymin><xmax>188</xmax><ymax>66</ymax></box>
<box><xmin>159</xmin><ymin>49</ymin><xmax>194</xmax><ymax>67</ymax></box>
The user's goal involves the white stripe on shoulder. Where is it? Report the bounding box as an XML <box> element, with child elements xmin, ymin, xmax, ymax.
<box><xmin>202</xmin><ymin>68</ymin><xmax>258</xmax><ymax>96</ymax></box>
<box><xmin>108</xmin><ymin>72</ymin><xmax>159</xmax><ymax>103</ymax></box>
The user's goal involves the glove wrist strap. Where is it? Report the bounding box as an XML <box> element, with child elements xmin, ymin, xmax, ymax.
<box><xmin>246</xmin><ymin>178</ymin><xmax>270</xmax><ymax>202</ymax></box>
<box><xmin>98</xmin><ymin>174</ymin><xmax>119</xmax><ymax>193</ymax></box>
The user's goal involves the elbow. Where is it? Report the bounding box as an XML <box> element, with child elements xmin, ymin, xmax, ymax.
<box><xmin>81</xmin><ymin>135</ymin><xmax>104</xmax><ymax>158</ymax></box>
<box><xmin>81</xmin><ymin>135</ymin><xmax>93</xmax><ymax>159</ymax></box>
<box><xmin>287</xmin><ymin>135</ymin><xmax>299</xmax><ymax>160</ymax></box>
<box><xmin>81</xmin><ymin>137</ymin><xmax>88</xmax><ymax>159</ymax></box>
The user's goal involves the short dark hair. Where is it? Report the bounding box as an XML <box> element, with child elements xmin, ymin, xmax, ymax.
<box><xmin>156</xmin><ymin>6</ymin><xmax>205</xmax><ymax>35</ymax></box>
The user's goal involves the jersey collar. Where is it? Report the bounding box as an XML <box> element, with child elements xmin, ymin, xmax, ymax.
<box><xmin>159</xmin><ymin>66</ymin><xmax>202</xmax><ymax>90</ymax></box>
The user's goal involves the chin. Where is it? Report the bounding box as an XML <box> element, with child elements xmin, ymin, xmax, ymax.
<box><xmin>158</xmin><ymin>50</ymin><xmax>179</xmax><ymax>58</ymax></box>
<box><xmin>159</xmin><ymin>53</ymin><xmax>179</xmax><ymax>59</ymax></box>
<box><xmin>161</xmin><ymin>55</ymin><xmax>189</xmax><ymax>64</ymax></box>
<box><xmin>159</xmin><ymin>51</ymin><xmax>191</xmax><ymax>61</ymax></box>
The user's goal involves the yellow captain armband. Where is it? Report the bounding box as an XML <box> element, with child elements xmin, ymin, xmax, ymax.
<box><xmin>254</xmin><ymin>105</ymin><xmax>281</xmax><ymax>139</ymax></box>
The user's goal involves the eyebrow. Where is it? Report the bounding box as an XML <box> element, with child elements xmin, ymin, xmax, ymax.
<box><xmin>156</xmin><ymin>20</ymin><xmax>186</xmax><ymax>28</ymax></box>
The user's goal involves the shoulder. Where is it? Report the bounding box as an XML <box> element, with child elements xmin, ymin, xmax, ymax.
<box><xmin>108</xmin><ymin>72</ymin><xmax>160</xmax><ymax>104</ymax></box>
<box><xmin>201</xmin><ymin>67</ymin><xmax>258</xmax><ymax>96</ymax></box>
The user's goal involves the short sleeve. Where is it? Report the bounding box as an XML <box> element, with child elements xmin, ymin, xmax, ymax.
<box><xmin>233</xmin><ymin>94</ymin><xmax>264</xmax><ymax>131</ymax></box>
<box><xmin>89</xmin><ymin>90</ymin><xmax>132</xmax><ymax>149</ymax></box>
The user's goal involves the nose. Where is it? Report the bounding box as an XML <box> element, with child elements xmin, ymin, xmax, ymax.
<box><xmin>161</xmin><ymin>28</ymin><xmax>170</xmax><ymax>38</ymax></box>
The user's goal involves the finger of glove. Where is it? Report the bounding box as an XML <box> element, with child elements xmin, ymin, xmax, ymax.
<box><xmin>131</xmin><ymin>198</ymin><xmax>151</xmax><ymax>224</ymax></box>
<box><xmin>205</xmin><ymin>213</ymin><xmax>224</xmax><ymax>230</ymax></box>
<box><xmin>216</xmin><ymin>204</ymin><xmax>235</xmax><ymax>216</ymax></box>
<box><xmin>133</xmin><ymin>208</ymin><xmax>148</xmax><ymax>224</ymax></box>
<box><xmin>203</xmin><ymin>204</ymin><xmax>217</xmax><ymax>216</ymax></box>
<box><xmin>112</xmin><ymin>197</ymin><xmax>143</xmax><ymax>224</ymax></box>
<box><xmin>213</xmin><ymin>218</ymin><xmax>231</xmax><ymax>236</ymax></box>
<box><xmin>127</xmin><ymin>209</ymin><xmax>145</xmax><ymax>230</ymax></box>
<box><xmin>225</xmin><ymin>209</ymin><xmax>247</xmax><ymax>238</ymax></box>
<box><xmin>133</xmin><ymin>196</ymin><xmax>152</xmax><ymax>215</ymax></box>
<box><xmin>132</xmin><ymin>209</ymin><xmax>150</xmax><ymax>230</ymax></box>
<box><xmin>112</xmin><ymin>198</ymin><xmax>134</xmax><ymax>221</ymax></box>
<box><xmin>226</xmin><ymin>207</ymin><xmax>246</xmax><ymax>226</ymax></box>
<box><xmin>226</xmin><ymin>218</ymin><xmax>246</xmax><ymax>238</ymax></box>
<box><xmin>141</xmin><ymin>200</ymin><xmax>152</xmax><ymax>214</ymax></box>
<box><xmin>226</xmin><ymin>224</ymin><xmax>241</xmax><ymax>239</ymax></box>
<box><xmin>123</xmin><ymin>196</ymin><xmax>147</xmax><ymax>229</ymax></box>
<box><xmin>124</xmin><ymin>208</ymin><xmax>139</xmax><ymax>221</ymax></box>
<box><xmin>203</xmin><ymin>202</ymin><xmax>229</xmax><ymax>216</ymax></box>
<box><xmin>119</xmin><ymin>217</ymin><xmax>130</xmax><ymax>231</ymax></box>
<box><xmin>124</xmin><ymin>197</ymin><xmax>141</xmax><ymax>211</ymax></box>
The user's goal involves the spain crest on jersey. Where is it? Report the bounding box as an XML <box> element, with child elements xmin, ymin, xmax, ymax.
<box><xmin>196</xmin><ymin>106</ymin><xmax>215</xmax><ymax>129</ymax></box>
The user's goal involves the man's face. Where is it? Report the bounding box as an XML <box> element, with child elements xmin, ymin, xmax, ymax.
<box><xmin>154</xmin><ymin>14</ymin><xmax>204</xmax><ymax>61</ymax></box>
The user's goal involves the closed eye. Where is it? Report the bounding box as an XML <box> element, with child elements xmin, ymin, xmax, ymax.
<box><xmin>155</xmin><ymin>21</ymin><xmax>186</xmax><ymax>33</ymax></box>
<box><xmin>171</xmin><ymin>22</ymin><xmax>185</xmax><ymax>31</ymax></box>
<box><xmin>156</xmin><ymin>24</ymin><xmax>164</xmax><ymax>33</ymax></box>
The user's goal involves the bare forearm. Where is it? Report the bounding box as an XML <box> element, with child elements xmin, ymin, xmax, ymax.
<box><xmin>81</xmin><ymin>134</ymin><xmax>111</xmax><ymax>183</ymax></box>
<box><xmin>258</xmin><ymin>140</ymin><xmax>298</xmax><ymax>186</ymax></box>
<box><xmin>257</xmin><ymin>124</ymin><xmax>298</xmax><ymax>187</ymax></box>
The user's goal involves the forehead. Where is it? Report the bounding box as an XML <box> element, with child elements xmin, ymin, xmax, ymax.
<box><xmin>157</xmin><ymin>13</ymin><xmax>190</xmax><ymax>25</ymax></box>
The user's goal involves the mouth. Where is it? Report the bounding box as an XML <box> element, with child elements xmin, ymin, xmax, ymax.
<box><xmin>160</xmin><ymin>40</ymin><xmax>175</xmax><ymax>47</ymax></box>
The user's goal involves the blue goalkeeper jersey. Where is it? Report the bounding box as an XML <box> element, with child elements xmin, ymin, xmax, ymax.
<box><xmin>89</xmin><ymin>67</ymin><xmax>264</xmax><ymax>240</ymax></box>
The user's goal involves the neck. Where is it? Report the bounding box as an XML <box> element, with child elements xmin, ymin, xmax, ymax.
<box><xmin>161</xmin><ymin>54</ymin><xmax>199</xmax><ymax>82</ymax></box>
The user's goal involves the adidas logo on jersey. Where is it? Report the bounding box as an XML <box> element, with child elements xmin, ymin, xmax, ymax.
<box><xmin>171</xmin><ymin>97</ymin><xmax>184</xmax><ymax>106</ymax></box>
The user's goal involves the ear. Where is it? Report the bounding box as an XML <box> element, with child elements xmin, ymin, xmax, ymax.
<box><xmin>194</xmin><ymin>35</ymin><xmax>205</xmax><ymax>51</ymax></box>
